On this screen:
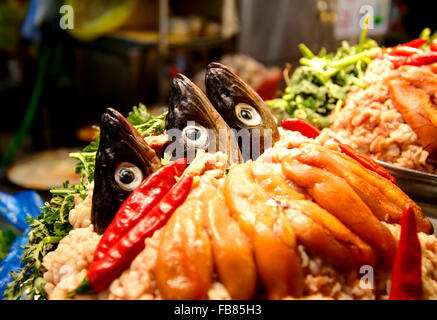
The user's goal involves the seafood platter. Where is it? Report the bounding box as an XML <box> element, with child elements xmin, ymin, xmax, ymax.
<box><xmin>2</xmin><ymin>27</ymin><xmax>437</xmax><ymax>301</ymax></box>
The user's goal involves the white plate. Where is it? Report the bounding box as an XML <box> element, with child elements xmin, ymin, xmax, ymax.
<box><xmin>6</xmin><ymin>148</ymin><xmax>81</xmax><ymax>191</ymax></box>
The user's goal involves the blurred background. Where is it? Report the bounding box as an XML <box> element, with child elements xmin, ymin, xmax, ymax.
<box><xmin>0</xmin><ymin>0</ymin><xmax>435</xmax><ymax>196</ymax></box>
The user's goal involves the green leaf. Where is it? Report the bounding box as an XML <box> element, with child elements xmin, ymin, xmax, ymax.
<box><xmin>127</xmin><ymin>103</ymin><xmax>167</xmax><ymax>137</ymax></box>
<box><xmin>126</xmin><ymin>103</ymin><xmax>152</xmax><ymax>125</ymax></box>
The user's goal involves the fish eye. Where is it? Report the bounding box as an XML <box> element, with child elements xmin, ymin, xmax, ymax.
<box><xmin>182</xmin><ymin>125</ymin><xmax>208</xmax><ymax>148</ymax></box>
<box><xmin>114</xmin><ymin>162</ymin><xmax>143</xmax><ymax>191</ymax></box>
<box><xmin>235</xmin><ymin>103</ymin><xmax>262</xmax><ymax>126</ymax></box>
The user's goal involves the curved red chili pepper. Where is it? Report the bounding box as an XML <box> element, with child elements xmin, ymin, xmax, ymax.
<box><xmin>402</xmin><ymin>37</ymin><xmax>428</xmax><ymax>48</ymax></box>
<box><xmin>67</xmin><ymin>174</ymin><xmax>194</xmax><ymax>297</ymax></box>
<box><xmin>383</xmin><ymin>46</ymin><xmax>423</xmax><ymax>57</ymax></box>
<box><xmin>389</xmin><ymin>203</ymin><xmax>423</xmax><ymax>300</ymax></box>
<box><xmin>93</xmin><ymin>158</ymin><xmax>187</xmax><ymax>261</ymax></box>
<box><xmin>280</xmin><ymin>118</ymin><xmax>320</xmax><ymax>139</ymax></box>
<box><xmin>404</xmin><ymin>52</ymin><xmax>437</xmax><ymax>66</ymax></box>
<box><xmin>337</xmin><ymin>143</ymin><xmax>397</xmax><ymax>184</ymax></box>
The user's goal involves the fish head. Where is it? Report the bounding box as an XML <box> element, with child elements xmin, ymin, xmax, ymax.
<box><xmin>205</xmin><ymin>62</ymin><xmax>280</xmax><ymax>160</ymax></box>
<box><xmin>165</xmin><ymin>73</ymin><xmax>242</xmax><ymax>164</ymax></box>
<box><xmin>91</xmin><ymin>108</ymin><xmax>161</xmax><ymax>234</ymax></box>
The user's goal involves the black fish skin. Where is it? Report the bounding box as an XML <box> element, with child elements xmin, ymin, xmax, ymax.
<box><xmin>205</xmin><ymin>62</ymin><xmax>280</xmax><ymax>160</ymax></box>
<box><xmin>91</xmin><ymin>108</ymin><xmax>161</xmax><ymax>234</ymax></box>
<box><xmin>165</xmin><ymin>74</ymin><xmax>242</xmax><ymax>164</ymax></box>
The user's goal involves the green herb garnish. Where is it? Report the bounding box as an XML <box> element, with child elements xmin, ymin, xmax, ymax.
<box><xmin>3</xmin><ymin>182</ymin><xmax>83</xmax><ymax>300</ymax></box>
<box><xmin>266</xmin><ymin>16</ymin><xmax>380</xmax><ymax>128</ymax></box>
<box><xmin>127</xmin><ymin>103</ymin><xmax>167</xmax><ymax>137</ymax></box>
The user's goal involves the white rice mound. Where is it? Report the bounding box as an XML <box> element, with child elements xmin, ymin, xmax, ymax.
<box><xmin>68</xmin><ymin>182</ymin><xmax>93</xmax><ymax>229</ymax></box>
<box><xmin>322</xmin><ymin>59</ymin><xmax>437</xmax><ymax>174</ymax></box>
<box><xmin>43</xmin><ymin>135</ymin><xmax>437</xmax><ymax>300</ymax></box>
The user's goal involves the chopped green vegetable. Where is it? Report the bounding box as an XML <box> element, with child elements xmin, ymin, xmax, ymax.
<box><xmin>334</xmin><ymin>99</ymin><xmax>344</xmax><ymax>115</ymax></box>
<box><xmin>298</xmin><ymin>43</ymin><xmax>315</xmax><ymax>59</ymax></box>
<box><xmin>420</xmin><ymin>28</ymin><xmax>432</xmax><ymax>40</ymax></box>
<box><xmin>267</xmin><ymin>17</ymin><xmax>380</xmax><ymax>128</ymax></box>
<box><xmin>419</xmin><ymin>27</ymin><xmax>437</xmax><ymax>48</ymax></box>
<box><xmin>358</xmin><ymin>14</ymin><xmax>370</xmax><ymax>52</ymax></box>
<box><xmin>70</xmin><ymin>137</ymin><xmax>99</xmax><ymax>182</ymax></box>
<box><xmin>0</xmin><ymin>230</ymin><xmax>17</xmax><ymax>262</ymax></box>
<box><xmin>127</xmin><ymin>103</ymin><xmax>167</xmax><ymax>137</ymax></box>
<box><xmin>161</xmin><ymin>151</ymin><xmax>172</xmax><ymax>166</ymax></box>
<box><xmin>3</xmin><ymin>103</ymin><xmax>167</xmax><ymax>300</ymax></box>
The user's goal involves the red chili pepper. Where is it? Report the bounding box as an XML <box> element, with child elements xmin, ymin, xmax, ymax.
<box><xmin>430</xmin><ymin>40</ymin><xmax>437</xmax><ymax>52</ymax></box>
<box><xmin>93</xmin><ymin>158</ymin><xmax>187</xmax><ymax>261</ymax></box>
<box><xmin>404</xmin><ymin>52</ymin><xmax>437</xmax><ymax>66</ymax></box>
<box><xmin>280</xmin><ymin>118</ymin><xmax>321</xmax><ymax>139</ymax></box>
<box><xmin>389</xmin><ymin>203</ymin><xmax>423</xmax><ymax>300</ymax></box>
<box><xmin>374</xmin><ymin>52</ymin><xmax>407</xmax><ymax>68</ymax></box>
<box><xmin>337</xmin><ymin>143</ymin><xmax>397</xmax><ymax>184</ymax></box>
<box><xmin>67</xmin><ymin>174</ymin><xmax>194</xmax><ymax>297</ymax></box>
<box><xmin>383</xmin><ymin>46</ymin><xmax>423</xmax><ymax>56</ymax></box>
<box><xmin>376</xmin><ymin>51</ymin><xmax>437</xmax><ymax>68</ymax></box>
<box><xmin>402</xmin><ymin>37</ymin><xmax>428</xmax><ymax>48</ymax></box>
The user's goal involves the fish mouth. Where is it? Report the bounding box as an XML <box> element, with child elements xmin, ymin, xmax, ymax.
<box><xmin>101</xmin><ymin>108</ymin><xmax>145</xmax><ymax>148</ymax></box>
<box><xmin>166</xmin><ymin>74</ymin><xmax>223</xmax><ymax>129</ymax></box>
<box><xmin>205</xmin><ymin>62</ymin><xmax>280</xmax><ymax>160</ymax></box>
<box><xmin>205</xmin><ymin>62</ymin><xmax>275</xmax><ymax>122</ymax></box>
<box><xmin>100</xmin><ymin>108</ymin><xmax>161</xmax><ymax>168</ymax></box>
<box><xmin>205</xmin><ymin>62</ymin><xmax>258</xmax><ymax>106</ymax></box>
<box><xmin>165</xmin><ymin>74</ymin><xmax>242</xmax><ymax>164</ymax></box>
